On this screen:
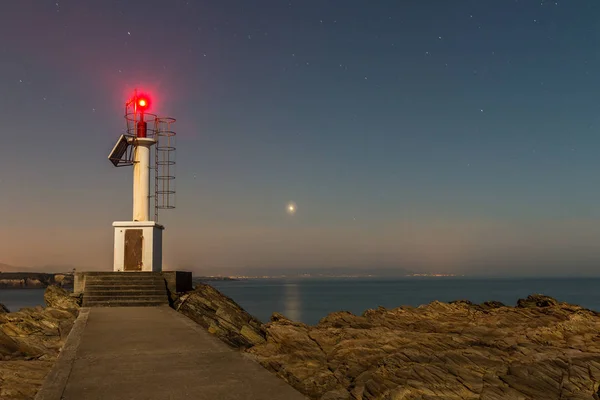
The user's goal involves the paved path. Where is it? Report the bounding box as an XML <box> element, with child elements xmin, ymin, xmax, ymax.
<box><xmin>36</xmin><ymin>306</ymin><xmax>306</xmax><ymax>400</ymax></box>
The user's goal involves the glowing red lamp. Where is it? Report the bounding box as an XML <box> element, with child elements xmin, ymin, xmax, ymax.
<box><xmin>134</xmin><ymin>93</ymin><xmax>150</xmax><ymax>138</ymax></box>
<box><xmin>136</xmin><ymin>95</ymin><xmax>150</xmax><ymax>112</ymax></box>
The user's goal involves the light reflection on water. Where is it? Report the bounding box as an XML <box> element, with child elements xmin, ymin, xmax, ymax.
<box><xmin>283</xmin><ymin>282</ymin><xmax>301</xmax><ymax>322</ymax></box>
<box><xmin>211</xmin><ymin>277</ymin><xmax>600</xmax><ymax>326</ymax></box>
<box><xmin>4</xmin><ymin>279</ymin><xmax>600</xmax><ymax>326</ymax></box>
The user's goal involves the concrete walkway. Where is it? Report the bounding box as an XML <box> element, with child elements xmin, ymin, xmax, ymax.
<box><xmin>36</xmin><ymin>306</ymin><xmax>306</xmax><ymax>400</ymax></box>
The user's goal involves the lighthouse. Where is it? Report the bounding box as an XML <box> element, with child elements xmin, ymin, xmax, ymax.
<box><xmin>108</xmin><ymin>91</ymin><xmax>176</xmax><ymax>272</ymax></box>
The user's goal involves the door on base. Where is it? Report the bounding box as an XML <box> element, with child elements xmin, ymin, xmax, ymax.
<box><xmin>124</xmin><ymin>229</ymin><xmax>143</xmax><ymax>271</ymax></box>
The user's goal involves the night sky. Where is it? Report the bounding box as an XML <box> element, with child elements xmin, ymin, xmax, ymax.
<box><xmin>1</xmin><ymin>1</ymin><xmax>600</xmax><ymax>276</ymax></box>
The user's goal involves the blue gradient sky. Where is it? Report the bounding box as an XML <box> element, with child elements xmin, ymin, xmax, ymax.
<box><xmin>1</xmin><ymin>1</ymin><xmax>600</xmax><ymax>275</ymax></box>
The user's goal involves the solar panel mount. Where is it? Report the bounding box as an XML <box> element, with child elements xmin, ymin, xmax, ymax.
<box><xmin>108</xmin><ymin>134</ymin><xmax>134</xmax><ymax>167</ymax></box>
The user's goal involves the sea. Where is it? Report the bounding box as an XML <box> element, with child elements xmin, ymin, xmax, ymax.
<box><xmin>0</xmin><ymin>289</ymin><xmax>47</xmax><ymax>313</ymax></box>
<box><xmin>2</xmin><ymin>277</ymin><xmax>599</xmax><ymax>325</ymax></box>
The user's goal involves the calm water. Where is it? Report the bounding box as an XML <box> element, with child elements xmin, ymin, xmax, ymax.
<box><xmin>2</xmin><ymin>278</ymin><xmax>599</xmax><ymax>325</ymax></box>
<box><xmin>0</xmin><ymin>289</ymin><xmax>46</xmax><ymax>312</ymax></box>
<box><xmin>210</xmin><ymin>277</ymin><xmax>600</xmax><ymax>325</ymax></box>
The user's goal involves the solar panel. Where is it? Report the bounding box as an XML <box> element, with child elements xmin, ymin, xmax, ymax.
<box><xmin>108</xmin><ymin>134</ymin><xmax>131</xmax><ymax>167</ymax></box>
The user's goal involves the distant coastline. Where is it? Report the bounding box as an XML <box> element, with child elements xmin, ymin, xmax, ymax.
<box><xmin>194</xmin><ymin>273</ymin><xmax>462</xmax><ymax>280</ymax></box>
<box><xmin>193</xmin><ymin>276</ymin><xmax>241</xmax><ymax>283</ymax></box>
<box><xmin>0</xmin><ymin>272</ymin><xmax>74</xmax><ymax>289</ymax></box>
<box><xmin>0</xmin><ymin>270</ymin><xmax>467</xmax><ymax>290</ymax></box>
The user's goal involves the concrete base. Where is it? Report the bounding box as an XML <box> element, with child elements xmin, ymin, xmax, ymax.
<box><xmin>113</xmin><ymin>221</ymin><xmax>164</xmax><ymax>272</ymax></box>
<box><xmin>74</xmin><ymin>271</ymin><xmax>193</xmax><ymax>297</ymax></box>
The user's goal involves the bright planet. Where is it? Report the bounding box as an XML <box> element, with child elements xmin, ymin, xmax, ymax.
<box><xmin>286</xmin><ymin>202</ymin><xmax>297</xmax><ymax>215</ymax></box>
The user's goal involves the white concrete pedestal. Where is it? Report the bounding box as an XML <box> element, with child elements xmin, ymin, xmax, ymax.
<box><xmin>113</xmin><ymin>221</ymin><xmax>164</xmax><ymax>272</ymax></box>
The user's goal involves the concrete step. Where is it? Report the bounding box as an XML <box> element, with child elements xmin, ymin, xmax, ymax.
<box><xmin>84</xmin><ymin>282</ymin><xmax>167</xmax><ymax>290</ymax></box>
<box><xmin>82</xmin><ymin>295</ymin><xmax>168</xmax><ymax>300</ymax></box>
<box><xmin>82</xmin><ymin>272</ymin><xmax>171</xmax><ymax>307</ymax></box>
<box><xmin>86</xmin><ymin>281</ymin><xmax>166</xmax><ymax>287</ymax></box>
<box><xmin>84</xmin><ymin>289</ymin><xmax>168</xmax><ymax>296</ymax></box>
<box><xmin>83</xmin><ymin>294</ymin><xmax>168</xmax><ymax>301</ymax></box>
<box><xmin>84</xmin><ymin>285</ymin><xmax>167</xmax><ymax>290</ymax></box>
<box><xmin>82</xmin><ymin>272</ymin><xmax>165</xmax><ymax>277</ymax></box>
<box><xmin>85</xmin><ymin>283</ymin><xmax>166</xmax><ymax>289</ymax></box>
<box><xmin>85</xmin><ymin>273</ymin><xmax>164</xmax><ymax>277</ymax></box>
<box><xmin>86</xmin><ymin>276</ymin><xmax>165</xmax><ymax>282</ymax></box>
<box><xmin>85</xmin><ymin>287</ymin><xmax>166</xmax><ymax>292</ymax></box>
<box><xmin>82</xmin><ymin>300</ymin><xmax>169</xmax><ymax>307</ymax></box>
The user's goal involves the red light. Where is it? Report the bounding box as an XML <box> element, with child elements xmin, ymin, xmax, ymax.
<box><xmin>127</xmin><ymin>90</ymin><xmax>152</xmax><ymax>112</ymax></box>
<box><xmin>134</xmin><ymin>93</ymin><xmax>151</xmax><ymax>112</ymax></box>
<box><xmin>137</xmin><ymin>97</ymin><xmax>150</xmax><ymax>111</ymax></box>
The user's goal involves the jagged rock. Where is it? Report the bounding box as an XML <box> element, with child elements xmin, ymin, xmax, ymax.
<box><xmin>319</xmin><ymin>389</ymin><xmax>352</xmax><ymax>400</ymax></box>
<box><xmin>0</xmin><ymin>303</ymin><xmax>9</xmax><ymax>313</ymax></box>
<box><xmin>481</xmin><ymin>300</ymin><xmax>505</xmax><ymax>309</ymax></box>
<box><xmin>0</xmin><ymin>286</ymin><xmax>79</xmax><ymax>399</ymax></box>
<box><xmin>246</xmin><ymin>295</ymin><xmax>600</xmax><ymax>400</ymax></box>
<box><xmin>517</xmin><ymin>293</ymin><xmax>559</xmax><ymax>308</ymax></box>
<box><xmin>449</xmin><ymin>299</ymin><xmax>474</xmax><ymax>305</ymax></box>
<box><xmin>44</xmin><ymin>285</ymin><xmax>80</xmax><ymax>313</ymax></box>
<box><xmin>174</xmin><ymin>283</ymin><xmax>266</xmax><ymax>349</ymax></box>
<box><xmin>0</xmin><ymin>361</ymin><xmax>54</xmax><ymax>400</ymax></box>
<box><xmin>0</xmin><ymin>306</ymin><xmax>75</xmax><ymax>358</ymax></box>
<box><xmin>0</xmin><ymin>329</ymin><xmax>21</xmax><ymax>356</ymax></box>
<box><xmin>53</xmin><ymin>274</ymin><xmax>67</xmax><ymax>285</ymax></box>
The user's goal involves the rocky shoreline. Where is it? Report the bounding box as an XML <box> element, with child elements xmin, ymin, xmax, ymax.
<box><xmin>2</xmin><ymin>284</ymin><xmax>600</xmax><ymax>399</ymax></box>
<box><xmin>0</xmin><ymin>286</ymin><xmax>79</xmax><ymax>399</ymax></box>
<box><xmin>176</xmin><ymin>285</ymin><xmax>600</xmax><ymax>400</ymax></box>
<box><xmin>249</xmin><ymin>298</ymin><xmax>600</xmax><ymax>399</ymax></box>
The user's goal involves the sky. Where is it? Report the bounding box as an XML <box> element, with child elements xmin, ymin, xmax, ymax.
<box><xmin>1</xmin><ymin>0</ymin><xmax>600</xmax><ymax>276</ymax></box>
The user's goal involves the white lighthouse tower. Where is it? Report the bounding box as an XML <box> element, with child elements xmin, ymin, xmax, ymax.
<box><xmin>108</xmin><ymin>91</ymin><xmax>176</xmax><ymax>272</ymax></box>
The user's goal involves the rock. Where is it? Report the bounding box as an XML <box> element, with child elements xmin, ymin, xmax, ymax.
<box><xmin>0</xmin><ymin>361</ymin><xmax>55</xmax><ymax>400</ymax></box>
<box><xmin>44</xmin><ymin>285</ymin><xmax>80</xmax><ymax>313</ymax></box>
<box><xmin>319</xmin><ymin>389</ymin><xmax>352</xmax><ymax>400</ymax></box>
<box><xmin>0</xmin><ymin>305</ymin><xmax>75</xmax><ymax>358</ymax></box>
<box><xmin>517</xmin><ymin>293</ymin><xmax>559</xmax><ymax>308</ymax></box>
<box><xmin>481</xmin><ymin>300</ymin><xmax>505</xmax><ymax>309</ymax></box>
<box><xmin>246</xmin><ymin>294</ymin><xmax>600</xmax><ymax>400</ymax></box>
<box><xmin>0</xmin><ymin>278</ymin><xmax>44</xmax><ymax>289</ymax></box>
<box><xmin>0</xmin><ymin>329</ymin><xmax>21</xmax><ymax>356</ymax></box>
<box><xmin>0</xmin><ymin>285</ymin><xmax>79</xmax><ymax>399</ymax></box>
<box><xmin>270</xmin><ymin>312</ymin><xmax>290</xmax><ymax>322</ymax></box>
<box><xmin>247</xmin><ymin>314</ymin><xmax>341</xmax><ymax>399</ymax></box>
<box><xmin>175</xmin><ymin>283</ymin><xmax>266</xmax><ymax>349</ymax></box>
<box><xmin>53</xmin><ymin>274</ymin><xmax>66</xmax><ymax>285</ymax></box>
<box><xmin>0</xmin><ymin>303</ymin><xmax>9</xmax><ymax>313</ymax></box>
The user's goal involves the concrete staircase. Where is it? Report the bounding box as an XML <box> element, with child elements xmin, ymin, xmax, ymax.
<box><xmin>82</xmin><ymin>272</ymin><xmax>170</xmax><ymax>307</ymax></box>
